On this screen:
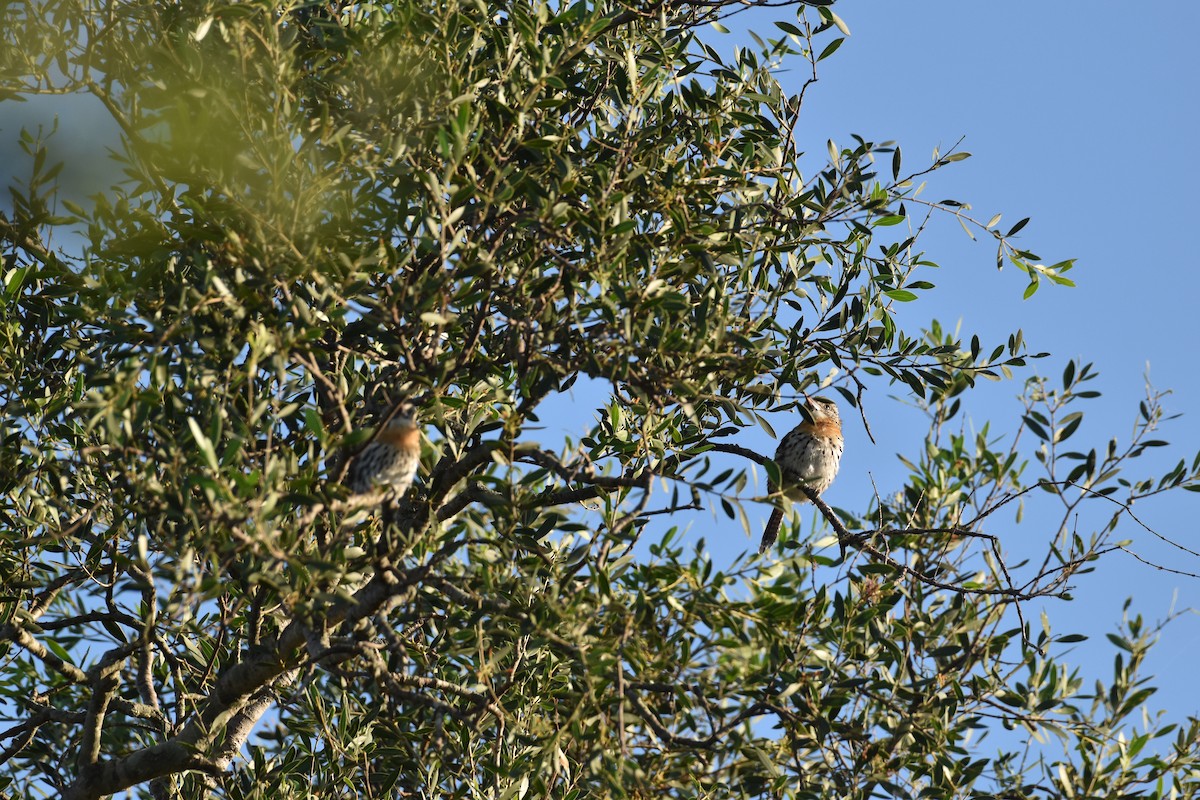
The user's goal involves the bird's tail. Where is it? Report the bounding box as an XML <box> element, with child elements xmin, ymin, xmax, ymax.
<box><xmin>759</xmin><ymin>507</ymin><xmax>785</xmax><ymax>553</ymax></box>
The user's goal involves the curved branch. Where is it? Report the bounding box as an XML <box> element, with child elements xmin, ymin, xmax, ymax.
<box><xmin>800</xmin><ymin>487</ymin><xmax>1048</xmax><ymax>602</ymax></box>
<box><xmin>2</xmin><ymin>624</ymin><xmax>88</xmax><ymax>683</ymax></box>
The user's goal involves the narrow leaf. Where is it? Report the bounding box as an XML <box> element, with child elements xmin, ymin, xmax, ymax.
<box><xmin>188</xmin><ymin>417</ymin><xmax>219</xmax><ymax>470</ymax></box>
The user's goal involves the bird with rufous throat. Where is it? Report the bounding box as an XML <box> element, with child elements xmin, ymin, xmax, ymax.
<box><xmin>760</xmin><ymin>395</ymin><xmax>844</xmax><ymax>554</ymax></box>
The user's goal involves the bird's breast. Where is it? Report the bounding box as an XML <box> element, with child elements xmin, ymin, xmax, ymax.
<box><xmin>378</xmin><ymin>425</ymin><xmax>420</xmax><ymax>451</ymax></box>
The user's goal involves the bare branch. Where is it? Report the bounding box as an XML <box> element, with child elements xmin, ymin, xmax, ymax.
<box><xmin>2</xmin><ymin>624</ymin><xmax>88</xmax><ymax>684</ymax></box>
<box><xmin>76</xmin><ymin>659</ymin><xmax>124</xmax><ymax>771</ymax></box>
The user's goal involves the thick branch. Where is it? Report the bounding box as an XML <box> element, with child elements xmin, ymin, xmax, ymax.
<box><xmin>211</xmin><ymin>678</ymin><xmax>290</xmax><ymax>771</ymax></box>
<box><xmin>3</xmin><ymin>624</ymin><xmax>88</xmax><ymax>683</ymax></box>
<box><xmin>77</xmin><ymin>659</ymin><xmax>124</xmax><ymax>771</ymax></box>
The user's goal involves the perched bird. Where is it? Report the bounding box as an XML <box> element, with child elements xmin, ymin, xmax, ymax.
<box><xmin>344</xmin><ymin>405</ymin><xmax>421</xmax><ymax>499</ymax></box>
<box><xmin>760</xmin><ymin>395</ymin><xmax>844</xmax><ymax>553</ymax></box>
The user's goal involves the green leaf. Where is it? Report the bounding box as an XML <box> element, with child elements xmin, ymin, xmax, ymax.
<box><xmin>957</xmin><ymin>215</ymin><xmax>976</xmax><ymax>240</ymax></box>
<box><xmin>822</xmin><ymin>8</ymin><xmax>852</xmax><ymax>36</ymax></box>
<box><xmin>817</xmin><ymin>38</ymin><xmax>844</xmax><ymax>61</ymax></box>
<box><xmin>1006</xmin><ymin>217</ymin><xmax>1030</xmax><ymax>236</ymax></box>
<box><xmin>754</xmin><ymin>413</ymin><xmax>776</xmax><ymax>438</ymax></box>
<box><xmin>1055</xmin><ymin>412</ymin><xmax>1083</xmax><ymax>443</ymax></box>
<box><xmin>304</xmin><ymin>408</ymin><xmax>328</xmax><ymax>446</ymax></box>
<box><xmin>1106</xmin><ymin>633</ymin><xmax>1133</xmax><ymax>652</ymax></box>
<box><xmin>1023</xmin><ymin>416</ymin><xmax>1050</xmax><ymax>441</ymax></box>
<box><xmin>4</xmin><ymin>265</ymin><xmax>28</xmax><ymax>298</ymax></box>
<box><xmin>884</xmin><ymin>289</ymin><xmax>918</xmax><ymax>302</ymax></box>
<box><xmin>45</xmin><ymin>637</ymin><xmax>76</xmax><ymax>664</ymax></box>
<box><xmin>62</xmin><ymin>199</ymin><xmax>88</xmax><ymax>217</ymax></box>
<box><xmin>188</xmin><ymin>417</ymin><xmax>219</xmax><ymax>471</ymax></box>
<box><xmin>193</xmin><ymin>16</ymin><xmax>214</xmax><ymax>41</ymax></box>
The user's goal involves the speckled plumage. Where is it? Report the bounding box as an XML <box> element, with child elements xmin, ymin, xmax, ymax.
<box><xmin>760</xmin><ymin>396</ymin><xmax>843</xmax><ymax>553</ymax></box>
<box><xmin>345</xmin><ymin>408</ymin><xmax>421</xmax><ymax>499</ymax></box>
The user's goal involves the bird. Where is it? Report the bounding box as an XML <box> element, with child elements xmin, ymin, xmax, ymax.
<box><xmin>759</xmin><ymin>395</ymin><xmax>844</xmax><ymax>553</ymax></box>
<box><xmin>344</xmin><ymin>404</ymin><xmax>421</xmax><ymax>499</ymax></box>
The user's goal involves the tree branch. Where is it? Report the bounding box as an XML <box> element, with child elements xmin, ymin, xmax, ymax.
<box><xmin>3</xmin><ymin>624</ymin><xmax>88</xmax><ymax>683</ymax></box>
<box><xmin>77</xmin><ymin>658</ymin><xmax>124</xmax><ymax>771</ymax></box>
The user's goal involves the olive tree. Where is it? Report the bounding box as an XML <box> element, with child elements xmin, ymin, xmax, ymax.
<box><xmin>2</xmin><ymin>1</ymin><xmax>1198</xmax><ymax>798</ymax></box>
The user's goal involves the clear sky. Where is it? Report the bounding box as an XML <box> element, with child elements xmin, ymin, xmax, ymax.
<box><xmin>704</xmin><ymin>0</ymin><xmax>1200</xmax><ymax>722</ymax></box>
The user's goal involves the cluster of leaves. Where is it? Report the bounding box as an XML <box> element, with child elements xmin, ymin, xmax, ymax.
<box><xmin>1</xmin><ymin>1</ymin><xmax>1197</xmax><ymax>798</ymax></box>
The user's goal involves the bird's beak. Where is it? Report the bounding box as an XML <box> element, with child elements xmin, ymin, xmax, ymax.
<box><xmin>798</xmin><ymin>394</ymin><xmax>815</xmax><ymax>423</ymax></box>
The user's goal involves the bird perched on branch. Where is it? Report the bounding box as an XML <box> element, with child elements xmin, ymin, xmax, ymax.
<box><xmin>760</xmin><ymin>395</ymin><xmax>843</xmax><ymax>553</ymax></box>
<box><xmin>345</xmin><ymin>404</ymin><xmax>421</xmax><ymax>500</ymax></box>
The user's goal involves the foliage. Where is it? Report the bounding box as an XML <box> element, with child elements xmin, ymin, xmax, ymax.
<box><xmin>1</xmin><ymin>1</ymin><xmax>1197</xmax><ymax>798</ymax></box>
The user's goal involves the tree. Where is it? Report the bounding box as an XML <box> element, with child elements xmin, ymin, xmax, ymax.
<box><xmin>2</xmin><ymin>1</ymin><xmax>1198</xmax><ymax>797</ymax></box>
